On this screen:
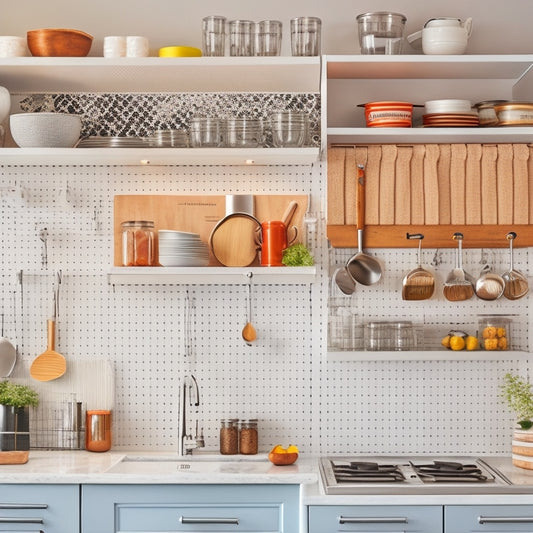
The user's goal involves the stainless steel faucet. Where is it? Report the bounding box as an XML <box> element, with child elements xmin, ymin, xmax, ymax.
<box><xmin>178</xmin><ymin>374</ymin><xmax>205</xmax><ymax>456</ymax></box>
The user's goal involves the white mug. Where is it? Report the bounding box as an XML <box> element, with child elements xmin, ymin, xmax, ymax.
<box><xmin>126</xmin><ymin>36</ymin><xmax>150</xmax><ymax>57</ymax></box>
<box><xmin>103</xmin><ymin>36</ymin><xmax>126</xmax><ymax>58</ymax></box>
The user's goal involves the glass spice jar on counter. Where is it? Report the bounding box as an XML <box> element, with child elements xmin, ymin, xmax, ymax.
<box><xmin>219</xmin><ymin>418</ymin><xmax>239</xmax><ymax>455</ymax></box>
<box><xmin>239</xmin><ymin>418</ymin><xmax>258</xmax><ymax>455</ymax></box>
<box><xmin>121</xmin><ymin>220</ymin><xmax>155</xmax><ymax>266</ymax></box>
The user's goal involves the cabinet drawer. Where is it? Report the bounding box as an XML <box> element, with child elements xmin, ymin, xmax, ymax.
<box><xmin>117</xmin><ymin>503</ymin><xmax>280</xmax><ymax>531</ymax></box>
<box><xmin>0</xmin><ymin>484</ymin><xmax>79</xmax><ymax>533</ymax></box>
<box><xmin>445</xmin><ymin>505</ymin><xmax>533</xmax><ymax>532</ymax></box>
<box><xmin>308</xmin><ymin>505</ymin><xmax>442</xmax><ymax>533</ymax></box>
<box><xmin>82</xmin><ymin>484</ymin><xmax>300</xmax><ymax>533</ymax></box>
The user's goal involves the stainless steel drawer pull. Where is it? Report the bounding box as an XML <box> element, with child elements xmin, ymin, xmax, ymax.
<box><xmin>0</xmin><ymin>504</ymin><xmax>47</xmax><ymax>509</ymax></box>
<box><xmin>0</xmin><ymin>517</ymin><xmax>44</xmax><ymax>523</ymax></box>
<box><xmin>179</xmin><ymin>516</ymin><xmax>240</xmax><ymax>525</ymax></box>
<box><xmin>338</xmin><ymin>516</ymin><xmax>408</xmax><ymax>524</ymax></box>
<box><xmin>479</xmin><ymin>515</ymin><xmax>533</xmax><ymax>524</ymax></box>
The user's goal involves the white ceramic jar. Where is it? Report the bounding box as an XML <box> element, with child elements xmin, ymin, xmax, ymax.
<box><xmin>0</xmin><ymin>86</ymin><xmax>11</xmax><ymax>124</ymax></box>
<box><xmin>422</xmin><ymin>17</ymin><xmax>472</xmax><ymax>55</ymax></box>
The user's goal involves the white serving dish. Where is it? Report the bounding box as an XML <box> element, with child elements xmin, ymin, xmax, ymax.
<box><xmin>10</xmin><ymin>112</ymin><xmax>81</xmax><ymax>147</ymax></box>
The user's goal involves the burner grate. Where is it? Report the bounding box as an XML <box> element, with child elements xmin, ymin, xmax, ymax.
<box><xmin>410</xmin><ymin>460</ymin><xmax>491</xmax><ymax>483</ymax></box>
<box><xmin>332</xmin><ymin>461</ymin><xmax>406</xmax><ymax>483</ymax></box>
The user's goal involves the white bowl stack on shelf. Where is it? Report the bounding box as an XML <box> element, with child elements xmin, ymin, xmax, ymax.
<box><xmin>422</xmin><ymin>99</ymin><xmax>479</xmax><ymax>127</ymax></box>
<box><xmin>158</xmin><ymin>230</ymin><xmax>209</xmax><ymax>267</ymax></box>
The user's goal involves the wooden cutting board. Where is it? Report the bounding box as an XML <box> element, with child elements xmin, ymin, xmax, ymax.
<box><xmin>114</xmin><ymin>194</ymin><xmax>308</xmax><ymax>266</ymax></box>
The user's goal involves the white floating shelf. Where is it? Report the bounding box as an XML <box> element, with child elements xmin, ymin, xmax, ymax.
<box><xmin>0</xmin><ymin>56</ymin><xmax>321</xmax><ymax>93</ymax></box>
<box><xmin>327</xmin><ymin>127</ymin><xmax>533</xmax><ymax>145</ymax></box>
<box><xmin>327</xmin><ymin>350</ymin><xmax>531</xmax><ymax>362</ymax></box>
<box><xmin>0</xmin><ymin>147</ymin><xmax>319</xmax><ymax>166</ymax></box>
<box><xmin>325</xmin><ymin>54</ymin><xmax>533</xmax><ymax>81</ymax></box>
<box><xmin>108</xmin><ymin>266</ymin><xmax>317</xmax><ymax>285</ymax></box>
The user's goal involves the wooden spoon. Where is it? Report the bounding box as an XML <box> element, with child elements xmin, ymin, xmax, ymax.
<box><xmin>242</xmin><ymin>281</ymin><xmax>257</xmax><ymax>345</ymax></box>
<box><xmin>30</xmin><ymin>293</ymin><xmax>66</xmax><ymax>382</ymax></box>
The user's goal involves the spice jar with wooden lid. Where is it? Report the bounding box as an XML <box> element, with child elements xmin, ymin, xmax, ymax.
<box><xmin>239</xmin><ymin>418</ymin><xmax>258</xmax><ymax>455</ymax></box>
<box><xmin>219</xmin><ymin>418</ymin><xmax>238</xmax><ymax>454</ymax></box>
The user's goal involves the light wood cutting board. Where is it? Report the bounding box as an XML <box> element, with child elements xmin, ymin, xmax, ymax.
<box><xmin>114</xmin><ymin>194</ymin><xmax>308</xmax><ymax>266</ymax></box>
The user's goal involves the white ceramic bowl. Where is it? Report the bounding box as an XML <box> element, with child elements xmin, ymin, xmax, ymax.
<box><xmin>424</xmin><ymin>99</ymin><xmax>473</xmax><ymax>115</ymax></box>
<box><xmin>10</xmin><ymin>112</ymin><xmax>82</xmax><ymax>147</ymax></box>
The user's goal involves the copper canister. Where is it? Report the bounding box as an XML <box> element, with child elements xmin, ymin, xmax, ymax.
<box><xmin>85</xmin><ymin>410</ymin><xmax>111</xmax><ymax>452</ymax></box>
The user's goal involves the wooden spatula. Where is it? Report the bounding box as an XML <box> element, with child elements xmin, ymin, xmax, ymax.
<box><xmin>30</xmin><ymin>293</ymin><xmax>66</xmax><ymax>382</ymax></box>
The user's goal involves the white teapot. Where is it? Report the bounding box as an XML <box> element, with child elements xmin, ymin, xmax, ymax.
<box><xmin>408</xmin><ymin>17</ymin><xmax>473</xmax><ymax>55</ymax></box>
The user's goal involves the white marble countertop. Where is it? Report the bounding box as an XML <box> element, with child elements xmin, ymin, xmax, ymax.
<box><xmin>0</xmin><ymin>450</ymin><xmax>318</xmax><ymax>485</ymax></box>
<box><xmin>2</xmin><ymin>451</ymin><xmax>533</xmax><ymax>506</ymax></box>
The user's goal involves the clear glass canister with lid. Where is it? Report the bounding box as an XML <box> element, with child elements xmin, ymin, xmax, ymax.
<box><xmin>219</xmin><ymin>418</ymin><xmax>239</xmax><ymax>455</ymax></box>
<box><xmin>239</xmin><ymin>419</ymin><xmax>258</xmax><ymax>455</ymax></box>
<box><xmin>121</xmin><ymin>220</ymin><xmax>155</xmax><ymax>266</ymax></box>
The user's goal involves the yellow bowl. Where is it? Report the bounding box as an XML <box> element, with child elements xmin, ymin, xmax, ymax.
<box><xmin>158</xmin><ymin>46</ymin><xmax>202</xmax><ymax>57</ymax></box>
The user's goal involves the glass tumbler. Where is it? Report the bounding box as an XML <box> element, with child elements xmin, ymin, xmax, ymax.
<box><xmin>225</xmin><ymin>118</ymin><xmax>263</xmax><ymax>148</ymax></box>
<box><xmin>229</xmin><ymin>20</ymin><xmax>255</xmax><ymax>56</ymax></box>
<box><xmin>189</xmin><ymin>117</ymin><xmax>224</xmax><ymax>147</ymax></box>
<box><xmin>291</xmin><ymin>17</ymin><xmax>321</xmax><ymax>56</ymax></box>
<box><xmin>256</xmin><ymin>20</ymin><xmax>282</xmax><ymax>56</ymax></box>
<box><xmin>202</xmin><ymin>15</ymin><xmax>226</xmax><ymax>56</ymax></box>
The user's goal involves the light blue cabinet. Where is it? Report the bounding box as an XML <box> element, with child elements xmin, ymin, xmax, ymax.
<box><xmin>82</xmin><ymin>484</ymin><xmax>300</xmax><ymax>533</ymax></box>
<box><xmin>308</xmin><ymin>505</ymin><xmax>443</xmax><ymax>533</ymax></box>
<box><xmin>445</xmin><ymin>505</ymin><xmax>533</xmax><ymax>532</ymax></box>
<box><xmin>0</xmin><ymin>484</ymin><xmax>79</xmax><ymax>533</ymax></box>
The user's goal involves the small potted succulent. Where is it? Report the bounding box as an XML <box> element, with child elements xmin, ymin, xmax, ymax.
<box><xmin>501</xmin><ymin>373</ymin><xmax>533</xmax><ymax>430</ymax></box>
<box><xmin>0</xmin><ymin>381</ymin><xmax>39</xmax><ymax>451</ymax></box>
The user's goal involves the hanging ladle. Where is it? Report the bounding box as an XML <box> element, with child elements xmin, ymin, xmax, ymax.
<box><xmin>345</xmin><ymin>164</ymin><xmax>382</xmax><ymax>286</ymax></box>
<box><xmin>242</xmin><ymin>273</ymin><xmax>257</xmax><ymax>345</ymax></box>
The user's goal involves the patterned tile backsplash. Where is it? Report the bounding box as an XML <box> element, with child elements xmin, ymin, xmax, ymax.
<box><xmin>18</xmin><ymin>92</ymin><xmax>320</xmax><ymax>144</ymax></box>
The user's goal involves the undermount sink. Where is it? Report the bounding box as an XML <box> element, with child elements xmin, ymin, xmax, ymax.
<box><xmin>106</xmin><ymin>454</ymin><xmax>270</xmax><ymax>475</ymax></box>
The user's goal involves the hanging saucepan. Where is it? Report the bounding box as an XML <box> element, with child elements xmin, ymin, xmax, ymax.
<box><xmin>0</xmin><ymin>313</ymin><xmax>16</xmax><ymax>378</ymax></box>
<box><xmin>209</xmin><ymin>194</ymin><xmax>261</xmax><ymax>267</ymax></box>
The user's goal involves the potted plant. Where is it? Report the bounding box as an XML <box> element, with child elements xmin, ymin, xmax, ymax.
<box><xmin>0</xmin><ymin>380</ymin><xmax>39</xmax><ymax>451</ymax></box>
<box><xmin>501</xmin><ymin>373</ymin><xmax>533</xmax><ymax>429</ymax></box>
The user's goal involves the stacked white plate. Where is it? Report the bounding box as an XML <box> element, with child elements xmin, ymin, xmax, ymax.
<box><xmin>158</xmin><ymin>230</ymin><xmax>209</xmax><ymax>267</ymax></box>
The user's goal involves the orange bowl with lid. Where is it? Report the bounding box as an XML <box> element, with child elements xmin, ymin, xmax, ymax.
<box><xmin>364</xmin><ymin>101</ymin><xmax>413</xmax><ymax>127</ymax></box>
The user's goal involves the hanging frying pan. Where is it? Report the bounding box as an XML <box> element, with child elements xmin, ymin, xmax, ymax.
<box><xmin>209</xmin><ymin>195</ymin><xmax>261</xmax><ymax>267</ymax></box>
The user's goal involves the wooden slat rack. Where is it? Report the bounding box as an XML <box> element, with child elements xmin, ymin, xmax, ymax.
<box><xmin>327</xmin><ymin>144</ymin><xmax>533</xmax><ymax>248</ymax></box>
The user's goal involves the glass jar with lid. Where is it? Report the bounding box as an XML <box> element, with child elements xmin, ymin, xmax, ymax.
<box><xmin>239</xmin><ymin>419</ymin><xmax>258</xmax><ymax>455</ymax></box>
<box><xmin>121</xmin><ymin>220</ymin><xmax>155</xmax><ymax>266</ymax></box>
<box><xmin>219</xmin><ymin>418</ymin><xmax>239</xmax><ymax>455</ymax></box>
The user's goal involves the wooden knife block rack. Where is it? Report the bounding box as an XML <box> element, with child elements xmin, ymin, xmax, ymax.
<box><xmin>327</xmin><ymin>144</ymin><xmax>533</xmax><ymax>249</ymax></box>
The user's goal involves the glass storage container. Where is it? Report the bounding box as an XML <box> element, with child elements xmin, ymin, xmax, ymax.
<box><xmin>121</xmin><ymin>220</ymin><xmax>155</xmax><ymax>266</ymax></box>
<box><xmin>478</xmin><ymin>314</ymin><xmax>513</xmax><ymax>351</ymax></box>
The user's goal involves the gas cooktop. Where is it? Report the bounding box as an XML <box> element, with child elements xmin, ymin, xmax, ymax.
<box><xmin>320</xmin><ymin>456</ymin><xmax>512</xmax><ymax>495</ymax></box>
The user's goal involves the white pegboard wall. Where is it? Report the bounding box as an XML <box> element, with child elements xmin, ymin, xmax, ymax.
<box><xmin>0</xmin><ymin>161</ymin><xmax>530</xmax><ymax>456</ymax></box>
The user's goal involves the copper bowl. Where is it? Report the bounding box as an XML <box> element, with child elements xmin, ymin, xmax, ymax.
<box><xmin>27</xmin><ymin>28</ymin><xmax>93</xmax><ymax>57</ymax></box>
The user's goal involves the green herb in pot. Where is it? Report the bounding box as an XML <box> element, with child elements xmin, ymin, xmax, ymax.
<box><xmin>501</xmin><ymin>373</ymin><xmax>533</xmax><ymax>429</ymax></box>
<box><xmin>282</xmin><ymin>243</ymin><xmax>314</xmax><ymax>267</ymax></box>
<box><xmin>0</xmin><ymin>380</ymin><xmax>39</xmax><ymax>408</ymax></box>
